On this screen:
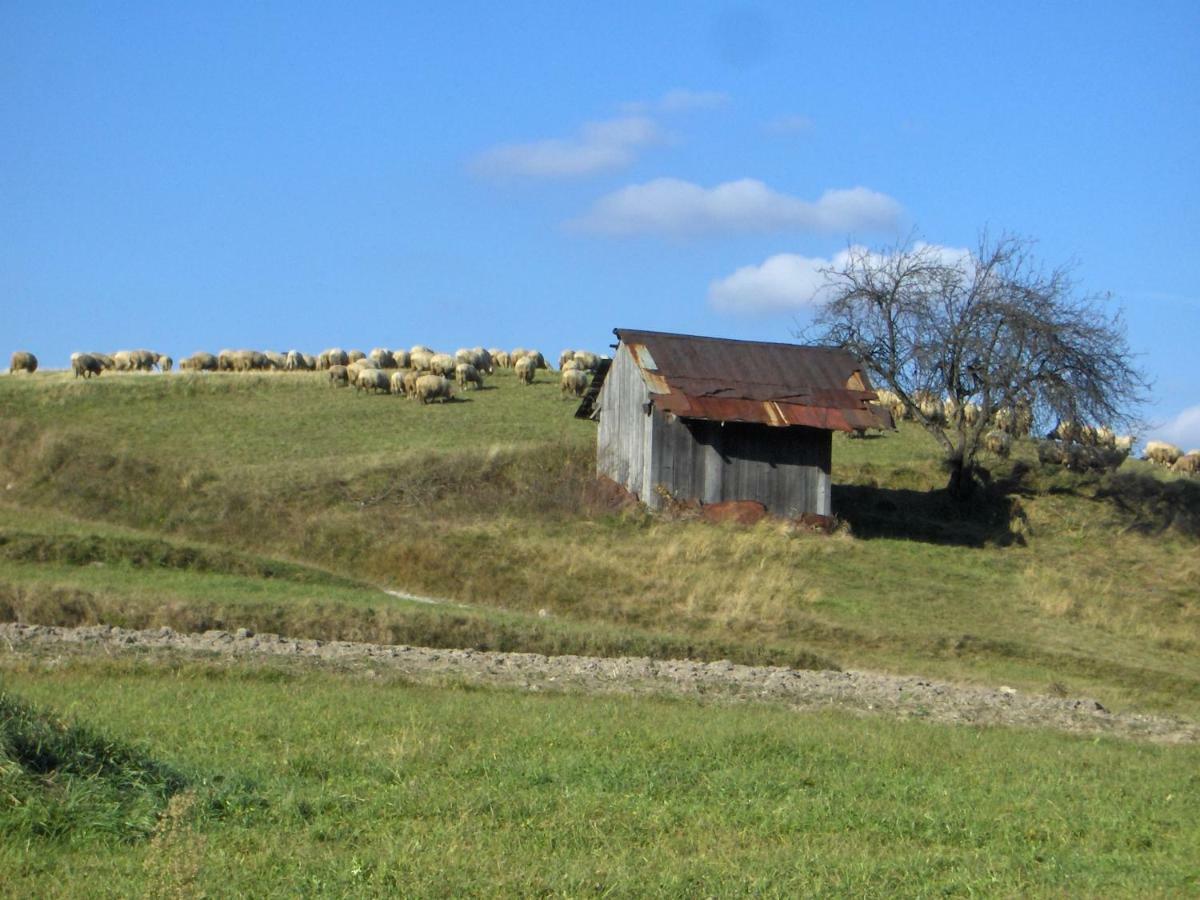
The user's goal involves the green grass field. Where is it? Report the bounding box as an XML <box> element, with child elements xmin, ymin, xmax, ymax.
<box><xmin>3</xmin><ymin>657</ymin><xmax>1198</xmax><ymax>898</ymax></box>
<box><xmin>1</xmin><ymin>368</ymin><xmax>1198</xmax><ymax>894</ymax></box>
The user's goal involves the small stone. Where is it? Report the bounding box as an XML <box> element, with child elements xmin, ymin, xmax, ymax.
<box><xmin>999</xmin><ymin>686</ymin><xmax>1017</xmax><ymax>695</ymax></box>
<box><xmin>235</xmin><ymin>627</ymin><xmax>254</xmax><ymax>639</ymax></box>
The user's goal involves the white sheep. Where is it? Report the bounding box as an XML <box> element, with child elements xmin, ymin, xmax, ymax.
<box><xmin>415</xmin><ymin>373</ymin><xmax>454</xmax><ymax>404</ymax></box>
<box><xmin>1143</xmin><ymin>440</ymin><xmax>1183</xmax><ymax>466</ymax></box>
<box><xmin>560</xmin><ymin>369</ymin><xmax>588</xmax><ymax>398</ymax></box>
<box><xmin>455</xmin><ymin>363</ymin><xmax>484</xmax><ymax>390</ymax></box>
<box><xmin>984</xmin><ymin>430</ymin><xmax>1012</xmax><ymax>458</ymax></box>
<box><xmin>1172</xmin><ymin>451</ymin><xmax>1200</xmax><ymax>476</ymax></box>
<box><xmin>514</xmin><ymin>356</ymin><xmax>535</xmax><ymax>385</ymax></box>
<box><xmin>70</xmin><ymin>352</ymin><xmax>103</xmax><ymax>378</ymax></box>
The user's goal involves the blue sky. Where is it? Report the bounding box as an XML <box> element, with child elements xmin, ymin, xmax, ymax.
<box><xmin>3</xmin><ymin>2</ymin><xmax>1198</xmax><ymax>446</ymax></box>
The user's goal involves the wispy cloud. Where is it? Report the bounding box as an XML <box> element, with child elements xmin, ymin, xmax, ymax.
<box><xmin>1150</xmin><ymin>404</ymin><xmax>1200</xmax><ymax>450</ymax></box>
<box><xmin>620</xmin><ymin>89</ymin><xmax>731</xmax><ymax>115</ymax></box>
<box><xmin>709</xmin><ymin>242</ymin><xmax>968</xmax><ymax>314</ymax></box>
<box><xmin>765</xmin><ymin>114</ymin><xmax>814</xmax><ymax>135</ymax></box>
<box><xmin>571</xmin><ymin>178</ymin><xmax>902</xmax><ymax>236</ymax></box>
<box><xmin>470</xmin><ymin>116</ymin><xmax>664</xmax><ymax>179</ymax></box>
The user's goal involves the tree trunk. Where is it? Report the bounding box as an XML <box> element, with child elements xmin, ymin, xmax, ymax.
<box><xmin>945</xmin><ymin>453</ymin><xmax>977</xmax><ymax>500</ymax></box>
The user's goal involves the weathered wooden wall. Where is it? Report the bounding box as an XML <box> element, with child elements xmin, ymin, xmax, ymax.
<box><xmin>595</xmin><ymin>344</ymin><xmax>833</xmax><ymax>516</ymax></box>
<box><xmin>595</xmin><ymin>345</ymin><xmax>652</xmax><ymax>498</ymax></box>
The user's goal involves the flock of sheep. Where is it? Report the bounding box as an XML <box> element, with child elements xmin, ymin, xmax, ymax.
<box><xmin>7</xmin><ymin>347</ymin><xmax>1197</xmax><ymax>474</ymax></box>
<box><xmin>7</xmin><ymin>346</ymin><xmax>602</xmax><ymax>404</ymax></box>
<box><xmin>872</xmin><ymin>387</ymin><xmax>1199</xmax><ymax>475</ymax></box>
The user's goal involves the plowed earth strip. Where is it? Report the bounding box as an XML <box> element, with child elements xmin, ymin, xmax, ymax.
<box><xmin>2</xmin><ymin>622</ymin><xmax>1195</xmax><ymax>744</ymax></box>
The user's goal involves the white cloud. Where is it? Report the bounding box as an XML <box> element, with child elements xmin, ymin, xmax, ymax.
<box><xmin>765</xmin><ymin>114</ymin><xmax>814</xmax><ymax>134</ymax></box>
<box><xmin>1151</xmin><ymin>404</ymin><xmax>1200</xmax><ymax>451</ymax></box>
<box><xmin>709</xmin><ymin>242</ymin><xmax>969</xmax><ymax>314</ymax></box>
<box><xmin>571</xmin><ymin>178</ymin><xmax>902</xmax><ymax>236</ymax></box>
<box><xmin>471</xmin><ymin>116</ymin><xmax>663</xmax><ymax>179</ymax></box>
<box><xmin>620</xmin><ymin>89</ymin><xmax>730</xmax><ymax>115</ymax></box>
<box><xmin>659</xmin><ymin>89</ymin><xmax>730</xmax><ymax>111</ymax></box>
<box><xmin>708</xmin><ymin>253</ymin><xmax>835</xmax><ymax>313</ymax></box>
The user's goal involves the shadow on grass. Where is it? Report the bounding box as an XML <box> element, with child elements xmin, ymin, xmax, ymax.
<box><xmin>835</xmin><ymin>464</ymin><xmax>1200</xmax><ymax>546</ymax></box>
<box><xmin>1094</xmin><ymin>471</ymin><xmax>1200</xmax><ymax>538</ymax></box>
<box><xmin>832</xmin><ymin>482</ymin><xmax>1026</xmax><ymax>547</ymax></box>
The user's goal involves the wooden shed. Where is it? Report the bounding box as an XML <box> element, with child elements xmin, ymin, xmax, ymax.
<box><xmin>577</xmin><ymin>329</ymin><xmax>890</xmax><ymax>517</ymax></box>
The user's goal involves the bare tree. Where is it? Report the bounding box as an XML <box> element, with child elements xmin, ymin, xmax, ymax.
<box><xmin>809</xmin><ymin>233</ymin><xmax>1149</xmax><ymax>498</ymax></box>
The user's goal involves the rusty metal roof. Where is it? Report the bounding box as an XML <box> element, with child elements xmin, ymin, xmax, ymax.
<box><xmin>609</xmin><ymin>328</ymin><xmax>890</xmax><ymax>432</ymax></box>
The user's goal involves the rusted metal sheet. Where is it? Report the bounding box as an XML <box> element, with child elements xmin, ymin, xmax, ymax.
<box><xmin>612</xmin><ymin>329</ymin><xmax>889</xmax><ymax>432</ymax></box>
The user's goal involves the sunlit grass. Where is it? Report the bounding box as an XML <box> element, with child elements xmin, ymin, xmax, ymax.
<box><xmin>1</xmin><ymin>658</ymin><xmax>1197</xmax><ymax>897</ymax></box>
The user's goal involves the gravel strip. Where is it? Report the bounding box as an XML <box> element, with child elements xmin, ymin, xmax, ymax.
<box><xmin>2</xmin><ymin>622</ymin><xmax>1195</xmax><ymax>744</ymax></box>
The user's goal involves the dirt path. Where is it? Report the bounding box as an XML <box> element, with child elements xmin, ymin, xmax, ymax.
<box><xmin>2</xmin><ymin>622</ymin><xmax>1196</xmax><ymax>744</ymax></box>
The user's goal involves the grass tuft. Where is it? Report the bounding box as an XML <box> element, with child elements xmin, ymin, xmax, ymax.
<box><xmin>0</xmin><ymin>691</ymin><xmax>187</xmax><ymax>843</ymax></box>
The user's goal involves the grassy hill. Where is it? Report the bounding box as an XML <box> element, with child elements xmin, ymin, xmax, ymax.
<box><xmin>0</xmin><ymin>368</ymin><xmax>1197</xmax><ymax>716</ymax></box>
<box><xmin>2</xmin><ymin>367</ymin><xmax>1199</xmax><ymax>895</ymax></box>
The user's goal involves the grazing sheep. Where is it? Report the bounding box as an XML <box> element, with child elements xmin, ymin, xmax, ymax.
<box><xmin>526</xmin><ymin>350</ymin><xmax>547</xmax><ymax>369</ymax></box>
<box><xmin>492</xmin><ymin>350</ymin><xmax>511</xmax><ymax>370</ymax></box>
<box><xmin>8</xmin><ymin>351</ymin><xmax>37</xmax><ymax>374</ymax></box>
<box><xmin>474</xmin><ymin>347</ymin><xmax>494</xmax><ymax>374</ymax></box>
<box><xmin>410</xmin><ymin>350</ymin><xmax>434</xmax><ymax>372</ymax></box>
<box><xmin>217</xmin><ymin>349</ymin><xmax>236</xmax><ymax>371</ymax></box>
<box><xmin>562</xmin><ymin>358</ymin><xmax>582</xmax><ymax>372</ymax></box>
<box><xmin>573</xmin><ymin>350</ymin><xmax>600</xmax><ymax>372</ymax></box>
<box><xmin>156</xmin><ymin>354</ymin><xmax>173</xmax><ymax>373</ymax></box>
<box><xmin>1172</xmin><ymin>451</ymin><xmax>1200</xmax><ymax>476</ymax></box>
<box><xmin>455</xmin><ymin>362</ymin><xmax>484</xmax><ymax>390</ymax></box>
<box><xmin>231</xmin><ymin>349</ymin><xmax>269</xmax><ymax>372</ymax></box>
<box><xmin>410</xmin><ymin>345</ymin><xmax>432</xmax><ymax>356</ymax></box>
<box><xmin>369</xmin><ymin>348</ymin><xmax>396</xmax><ymax>369</ymax></box>
<box><xmin>118</xmin><ymin>349</ymin><xmax>156</xmax><ymax>371</ymax></box>
<box><xmin>180</xmin><ymin>352</ymin><xmax>218</xmax><ymax>372</ymax></box>
<box><xmin>391</xmin><ymin>349</ymin><xmax>411</xmax><ymax>369</ymax></box>
<box><xmin>1114</xmin><ymin>434</ymin><xmax>1135</xmax><ymax>454</ymax></box>
<box><xmin>345</xmin><ymin>359</ymin><xmax>376</xmax><ymax>386</ymax></box>
<box><xmin>1037</xmin><ymin>440</ymin><xmax>1124</xmax><ymax>473</ymax></box>
<box><xmin>325</xmin><ymin>348</ymin><xmax>350</xmax><ymax>368</ymax></box>
<box><xmin>415</xmin><ymin>373</ymin><xmax>454</xmax><ymax>404</ymax></box>
<box><xmin>984</xmin><ymin>430</ymin><xmax>1012</xmax><ymax>458</ymax></box>
<box><xmin>328</xmin><ymin>365</ymin><xmax>350</xmax><ymax>387</ymax></box>
<box><xmin>995</xmin><ymin>402</ymin><xmax>1033</xmax><ymax>436</ymax></box>
<box><xmin>561</xmin><ymin>369</ymin><xmax>588</xmax><ymax>398</ymax></box>
<box><xmin>510</xmin><ymin>347</ymin><xmax>528</xmax><ymax>364</ymax></box>
<box><xmin>70</xmin><ymin>352</ymin><xmax>103</xmax><ymax>378</ymax></box>
<box><xmin>355</xmin><ymin>368</ymin><xmax>390</xmax><ymax>394</ymax></box>
<box><xmin>402</xmin><ymin>368</ymin><xmax>421</xmax><ymax>398</ymax></box>
<box><xmin>1144</xmin><ymin>440</ymin><xmax>1183</xmax><ymax>467</ymax></box>
<box><xmin>913</xmin><ymin>390</ymin><xmax>946</xmax><ymax>426</ymax></box>
<box><xmin>559</xmin><ymin>349</ymin><xmax>575</xmax><ymax>370</ymax></box>
<box><xmin>347</xmin><ymin>350</ymin><xmax>366</xmax><ymax>363</ymax></box>
<box><xmin>514</xmin><ymin>356</ymin><xmax>535</xmax><ymax>385</ymax></box>
<box><xmin>264</xmin><ymin>351</ymin><xmax>287</xmax><ymax>370</ymax></box>
<box><xmin>429</xmin><ymin>353</ymin><xmax>456</xmax><ymax>376</ymax></box>
<box><xmin>872</xmin><ymin>389</ymin><xmax>907</xmax><ymax>424</ymax></box>
<box><xmin>285</xmin><ymin>350</ymin><xmax>307</xmax><ymax>371</ymax></box>
<box><xmin>389</xmin><ymin>370</ymin><xmax>410</xmax><ymax>395</ymax></box>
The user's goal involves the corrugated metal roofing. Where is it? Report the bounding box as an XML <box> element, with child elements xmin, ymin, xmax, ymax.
<box><xmin>609</xmin><ymin>328</ymin><xmax>891</xmax><ymax>432</ymax></box>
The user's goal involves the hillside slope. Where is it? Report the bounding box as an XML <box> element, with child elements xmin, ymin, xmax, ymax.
<box><xmin>1</xmin><ymin>370</ymin><xmax>1197</xmax><ymax>716</ymax></box>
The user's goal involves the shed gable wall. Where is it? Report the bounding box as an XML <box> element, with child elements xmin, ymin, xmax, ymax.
<box><xmin>596</xmin><ymin>344</ymin><xmax>652</xmax><ymax>499</ymax></box>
